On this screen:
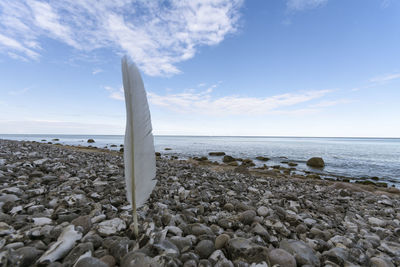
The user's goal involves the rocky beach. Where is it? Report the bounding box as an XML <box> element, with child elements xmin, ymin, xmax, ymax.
<box><xmin>0</xmin><ymin>139</ymin><xmax>399</xmax><ymax>267</ymax></box>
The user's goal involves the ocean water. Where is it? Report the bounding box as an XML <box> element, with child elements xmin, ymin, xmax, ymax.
<box><xmin>1</xmin><ymin>134</ymin><xmax>399</xmax><ymax>187</ymax></box>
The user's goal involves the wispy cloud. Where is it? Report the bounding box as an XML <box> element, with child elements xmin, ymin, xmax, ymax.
<box><xmin>0</xmin><ymin>0</ymin><xmax>243</xmax><ymax>76</ymax></box>
<box><xmin>105</xmin><ymin>86</ymin><xmax>124</xmax><ymax>101</ymax></box>
<box><xmin>148</xmin><ymin>87</ymin><xmax>332</xmax><ymax>116</ymax></box>
<box><xmin>309</xmin><ymin>99</ymin><xmax>352</xmax><ymax>108</ymax></box>
<box><xmin>369</xmin><ymin>72</ymin><xmax>400</xmax><ymax>83</ymax></box>
<box><xmin>92</xmin><ymin>68</ymin><xmax>103</xmax><ymax>75</ymax></box>
<box><xmin>8</xmin><ymin>87</ymin><xmax>31</xmax><ymax>95</ymax></box>
<box><xmin>287</xmin><ymin>0</ymin><xmax>328</xmax><ymax>11</ymax></box>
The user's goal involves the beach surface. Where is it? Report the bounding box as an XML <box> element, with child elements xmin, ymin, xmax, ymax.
<box><xmin>0</xmin><ymin>139</ymin><xmax>399</xmax><ymax>266</ymax></box>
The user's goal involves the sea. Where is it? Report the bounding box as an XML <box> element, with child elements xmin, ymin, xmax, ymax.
<box><xmin>1</xmin><ymin>134</ymin><xmax>399</xmax><ymax>187</ymax></box>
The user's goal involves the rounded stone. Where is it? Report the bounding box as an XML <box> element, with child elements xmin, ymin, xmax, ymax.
<box><xmin>239</xmin><ymin>210</ymin><xmax>256</xmax><ymax>225</ymax></box>
<box><xmin>195</xmin><ymin>240</ymin><xmax>215</xmax><ymax>259</ymax></box>
<box><xmin>223</xmin><ymin>203</ymin><xmax>234</xmax><ymax>212</ymax></box>
<box><xmin>215</xmin><ymin>234</ymin><xmax>230</xmax><ymax>249</ymax></box>
<box><xmin>267</xmin><ymin>249</ymin><xmax>296</xmax><ymax>267</ymax></box>
<box><xmin>257</xmin><ymin>206</ymin><xmax>269</xmax><ymax>217</ymax></box>
<box><xmin>306</xmin><ymin>157</ymin><xmax>325</xmax><ymax>168</ymax></box>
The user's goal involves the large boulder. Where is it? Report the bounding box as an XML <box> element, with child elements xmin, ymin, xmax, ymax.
<box><xmin>306</xmin><ymin>157</ymin><xmax>325</xmax><ymax>168</ymax></box>
<box><xmin>87</xmin><ymin>139</ymin><xmax>95</xmax><ymax>143</ymax></box>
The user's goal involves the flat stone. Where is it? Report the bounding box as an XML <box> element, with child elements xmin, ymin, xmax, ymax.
<box><xmin>72</xmin><ymin>215</ymin><xmax>92</xmax><ymax>235</ymax></box>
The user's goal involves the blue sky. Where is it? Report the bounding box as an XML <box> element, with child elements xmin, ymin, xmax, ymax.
<box><xmin>0</xmin><ymin>0</ymin><xmax>399</xmax><ymax>137</ymax></box>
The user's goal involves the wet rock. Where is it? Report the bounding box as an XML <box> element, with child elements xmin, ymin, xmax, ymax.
<box><xmin>256</xmin><ymin>156</ymin><xmax>270</xmax><ymax>161</ymax></box>
<box><xmin>209</xmin><ymin>152</ymin><xmax>226</xmax><ymax>156</ymax></box>
<box><xmin>306</xmin><ymin>157</ymin><xmax>325</xmax><ymax>168</ymax></box>
<box><xmin>223</xmin><ymin>155</ymin><xmax>236</xmax><ymax>163</ymax></box>
<box><xmin>267</xmin><ymin>248</ymin><xmax>296</xmax><ymax>267</ymax></box>
<box><xmin>280</xmin><ymin>239</ymin><xmax>320</xmax><ymax>266</ymax></box>
<box><xmin>195</xmin><ymin>240</ymin><xmax>215</xmax><ymax>259</ymax></box>
<box><xmin>87</xmin><ymin>139</ymin><xmax>95</xmax><ymax>143</ymax></box>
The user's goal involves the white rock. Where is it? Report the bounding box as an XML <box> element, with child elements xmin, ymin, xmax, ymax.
<box><xmin>33</xmin><ymin>158</ymin><xmax>48</xmax><ymax>165</ymax></box>
<box><xmin>368</xmin><ymin>217</ymin><xmax>386</xmax><ymax>227</ymax></box>
<box><xmin>91</xmin><ymin>214</ymin><xmax>106</xmax><ymax>224</ymax></box>
<box><xmin>0</xmin><ymin>159</ymin><xmax>5</xmax><ymax>165</ymax></box>
<box><xmin>38</xmin><ymin>225</ymin><xmax>82</xmax><ymax>264</ymax></box>
<box><xmin>10</xmin><ymin>206</ymin><xmax>23</xmax><ymax>215</ymax></box>
<box><xmin>97</xmin><ymin>218</ymin><xmax>126</xmax><ymax>236</ymax></box>
<box><xmin>257</xmin><ymin>206</ymin><xmax>269</xmax><ymax>217</ymax></box>
<box><xmin>33</xmin><ymin>217</ymin><xmax>52</xmax><ymax>226</ymax></box>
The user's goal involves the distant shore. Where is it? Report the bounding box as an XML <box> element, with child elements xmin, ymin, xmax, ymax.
<box><xmin>0</xmin><ymin>139</ymin><xmax>399</xmax><ymax>266</ymax></box>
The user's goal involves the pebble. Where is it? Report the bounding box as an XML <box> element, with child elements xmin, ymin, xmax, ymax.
<box><xmin>267</xmin><ymin>248</ymin><xmax>296</xmax><ymax>267</ymax></box>
<box><xmin>0</xmin><ymin>139</ymin><xmax>399</xmax><ymax>266</ymax></box>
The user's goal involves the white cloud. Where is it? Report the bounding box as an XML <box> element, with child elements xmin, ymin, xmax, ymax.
<box><xmin>0</xmin><ymin>0</ymin><xmax>243</xmax><ymax>76</ymax></box>
<box><xmin>148</xmin><ymin>87</ymin><xmax>332</xmax><ymax>115</ymax></box>
<box><xmin>287</xmin><ymin>0</ymin><xmax>328</xmax><ymax>11</ymax></box>
<box><xmin>309</xmin><ymin>99</ymin><xmax>352</xmax><ymax>108</ymax></box>
<box><xmin>105</xmin><ymin>86</ymin><xmax>124</xmax><ymax>101</ymax></box>
<box><xmin>92</xmin><ymin>68</ymin><xmax>103</xmax><ymax>75</ymax></box>
<box><xmin>369</xmin><ymin>72</ymin><xmax>400</xmax><ymax>83</ymax></box>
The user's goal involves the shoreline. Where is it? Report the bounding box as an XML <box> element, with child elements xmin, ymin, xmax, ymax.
<box><xmin>0</xmin><ymin>139</ymin><xmax>399</xmax><ymax>266</ymax></box>
<box><xmin>1</xmin><ymin>135</ymin><xmax>398</xmax><ymax>189</ymax></box>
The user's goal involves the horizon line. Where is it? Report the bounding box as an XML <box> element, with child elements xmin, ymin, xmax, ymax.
<box><xmin>0</xmin><ymin>133</ymin><xmax>399</xmax><ymax>139</ymax></box>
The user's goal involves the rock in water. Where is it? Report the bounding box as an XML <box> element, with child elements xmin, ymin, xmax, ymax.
<box><xmin>37</xmin><ymin>225</ymin><xmax>82</xmax><ymax>264</ymax></box>
<box><xmin>222</xmin><ymin>155</ymin><xmax>235</xmax><ymax>163</ymax></box>
<box><xmin>306</xmin><ymin>157</ymin><xmax>325</xmax><ymax>168</ymax></box>
<box><xmin>87</xmin><ymin>139</ymin><xmax>95</xmax><ymax>143</ymax></box>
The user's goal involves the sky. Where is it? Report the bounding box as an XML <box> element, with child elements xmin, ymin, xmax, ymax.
<box><xmin>0</xmin><ymin>0</ymin><xmax>399</xmax><ymax>137</ymax></box>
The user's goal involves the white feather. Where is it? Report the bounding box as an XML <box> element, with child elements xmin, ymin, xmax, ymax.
<box><xmin>122</xmin><ymin>56</ymin><xmax>157</xmax><ymax>209</ymax></box>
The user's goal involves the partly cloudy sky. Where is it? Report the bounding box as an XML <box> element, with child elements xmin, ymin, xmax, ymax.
<box><xmin>0</xmin><ymin>0</ymin><xmax>399</xmax><ymax>136</ymax></box>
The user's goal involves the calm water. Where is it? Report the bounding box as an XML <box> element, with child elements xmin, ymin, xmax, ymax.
<box><xmin>1</xmin><ymin>134</ymin><xmax>399</xmax><ymax>186</ymax></box>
